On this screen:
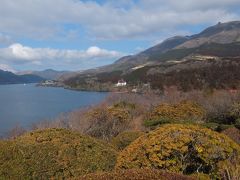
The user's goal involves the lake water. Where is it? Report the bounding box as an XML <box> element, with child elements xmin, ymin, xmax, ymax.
<box><xmin>0</xmin><ymin>84</ymin><xmax>108</xmax><ymax>137</ymax></box>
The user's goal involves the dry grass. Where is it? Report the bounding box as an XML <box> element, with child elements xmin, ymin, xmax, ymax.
<box><xmin>79</xmin><ymin>169</ymin><xmax>196</xmax><ymax>180</ymax></box>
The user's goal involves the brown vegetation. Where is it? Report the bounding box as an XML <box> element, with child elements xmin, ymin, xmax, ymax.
<box><xmin>6</xmin><ymin>124</ymin><xmax>26</xmax><ymax>139</ymax></box>
<box><xmin>79</xmin><ymin>169</ymin><xmax>195</xmax><ymax>180</ymax></box>
<box><xmin>222</xmin><ymin>127</ymin><xmax>240</xmax><ymax>144</ymax></box>
<box><xmin>23</xmin><ymin>89</ymin><xmax>240</xmax><ymax>141</ymax></box>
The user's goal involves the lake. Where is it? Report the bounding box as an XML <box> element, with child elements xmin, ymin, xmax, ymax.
<box><xmin>0</xmin><ymin>84</ymin><xmax>108</xmax><ymax>137</ymax></box>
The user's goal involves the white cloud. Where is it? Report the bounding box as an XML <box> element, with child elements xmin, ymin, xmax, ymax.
<box><xmin>0</xmin><ymin>43</ymin><xmax>123</xmax><ymax>70</ymax></box>
<box><xmin>0</xmin><ymin>64</ymin><xmax>16</xmax><ymax>73</ymax></box>
<box><xmin>0</xmin><ymin>0</ymin><xmax>239</xmax><ymax>40</ymax></box>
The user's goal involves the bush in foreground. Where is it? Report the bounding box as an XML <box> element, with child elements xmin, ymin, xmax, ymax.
<box><xmin>79</xmin><ymin>168</ymin><xmax>195</xmax><ymax>180</ymax></box>
<box><xmin>111</xmin><ymin>131</ymin><xmax>145</xmax><ymax>150</ymax></box>
<box><xmin>0</xmin><ymin>128</ymin><xmax>117</xmax><ymax>179</ymax></box>
<box><xmin>116</xmin><ymin>124</ymin><xmax>240</xmax><ymax>178</ymax></box>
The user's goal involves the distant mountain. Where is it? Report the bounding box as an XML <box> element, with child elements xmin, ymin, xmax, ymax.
<box><xmin>17</xmin><ymin>69</ymin><xmax>71</xmax><ymax>80</ymax></box>
<box><xmin>62</xmin><ymin>21</ymin><xmax>240</xmax><ymax>91</ymax></box>
<box><xmin>0</xmin><ymin>70</ymin><xmax>45</xmax><ymax>84</ymax></box>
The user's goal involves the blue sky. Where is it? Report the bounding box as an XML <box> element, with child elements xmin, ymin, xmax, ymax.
<box><xmin>0</xmin><ymin>0</ymin><xmax>239</xmax><ymax>72</ymax></box>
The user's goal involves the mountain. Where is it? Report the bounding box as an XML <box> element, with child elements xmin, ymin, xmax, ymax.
<box><xmin>0</xmin><ymin>70</ymin><xmax>44</xmax><ymax>84</ymax></box>
<box><xmin>111</xmin><ymin>21</ymin><xmax>240</xmax><ymax>70</ymax></box>
<box><xmin>62</xmin><ymin>21</ymin><xmax>240</xmax><ymax>92</ymax></box>
<box><xmin>176</xmin><ymin>21</ymin><xmax>240</xmax><ymax>49</ymax></box>
<box><xmin>17</xmin><ymin>69</ymin><xmax>71</xmax><ymax>80</ymax></box>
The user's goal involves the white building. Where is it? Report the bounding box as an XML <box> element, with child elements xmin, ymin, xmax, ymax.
<box><xmin>116</xmin><ymin>79</ymin><xmax>127</xmax><ymax>87</ymax></box>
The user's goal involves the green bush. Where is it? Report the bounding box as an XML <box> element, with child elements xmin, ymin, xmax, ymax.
<box><xmin>235</xmin><ymin>118</ymin><xmax>240</xmax><ymax>129</ymax></box>
<box><xmin>79</xmin><ymin>168</ymin><xmax>195</xmax><ymax>180</ymax></box>
<box><xmin>216</xmin><ymin>124</ymin><xmax>234</xmax><ymax>132</ymax></box>
<box><xmin>144</xmin><ymin>117</ymin><xmax>172</xmax><ymax>127</ymax></box>
<box><xmin>0</xmin><ymin>128</ymin><xmax>118</xmax><ymax>179</ymax></box>
<box><xmin>116</xmin><ymin>124</ymin><xmax>240</xmax><ymax>178</ymax></box>
<box><xmin>111</xmin><ymin>131</ymin><xmax>144</xmax><ymax>150</ymax></box>
<box><xmin>202</xmin><ymin>122</ymin><xmax>220</xmax><ymax>131</ymax></box>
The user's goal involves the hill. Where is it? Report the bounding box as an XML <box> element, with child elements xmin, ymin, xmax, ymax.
<box><xmin>62</xmin><ymin>21</ymin><xmax>240</xmax><ymax>92</ymax></box>
<box><xmin>17</xmin><ymin>69</ymin><xmax>71</xmax><ymax>80</ymax></box>
<box><xmin>0</xmin><ymin>69</ymin><xmax>44</xmax><ymax>84</ymax></box>
<box><xmin>81</xmin><ymin>21</ymin><xmax>240</xmax><ymax>73</ymax></box>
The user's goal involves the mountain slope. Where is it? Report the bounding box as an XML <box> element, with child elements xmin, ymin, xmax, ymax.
<box><xmin>62</xmin><ymin>21</ymin><xmax>240</xmax><ymax>92</ymax></box>
<box><xmin>100</xmin><ymin>21</ymin><xmax>240</xmax><ymax>72</ymax></box>
<box><xmin>176</xmin><ymin>21</ymin><xmax>240</xmax><ymax>49</ymax></box>
<box><xmin>0</xmin><ymin>70</ymin><xmax>44</xmax><ymax>84</ymax></box>
<box><xmin>17</xmin><ymin>69</ymin><xmax>70</xmax><ymax>80</ymax></box>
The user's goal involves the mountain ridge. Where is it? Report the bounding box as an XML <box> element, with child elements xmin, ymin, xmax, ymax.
<box><xmin>57</xmin><ymin>21</ymin><xmax>240</xmax><ymax>91</ymax></box>
<box><xmin>72</xmin><ymin>21</ymin><xmax>240</xmax><ymax>76</ymax></box>
<box><xmin>0</xmin><ymin>69</ymin><xmax>45</xmax><ymax>84</ymax></box>
<box><xmin>17</xmin><ymin>69</ymin><xmax>71</xmax><ymax>80</ymax></box>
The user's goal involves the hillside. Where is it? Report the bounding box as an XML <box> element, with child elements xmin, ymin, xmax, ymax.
<box><xmin>17</xmin><ymin>69</ymin><xmax>70</xmax><ymax>80</ymax></box>
<box><xmin>61</xmin><ymin>21</ymin><xmax>240</xmax><ymax>92</ymax></box>
<box><xmin>83</xmin><ymin>21</ymin><xmax>240</xmax><ymax>73</ymax></box>
<box><xmin>0</xmin><ymin>70</ymin><xmax>44</xmax><ymax>84</ymax></box>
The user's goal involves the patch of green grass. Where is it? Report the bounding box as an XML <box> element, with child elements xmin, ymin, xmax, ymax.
<box><xmin>111</xmin><ymin>131</ymin><xmax>145</xmax><ymax>150</ymax></box>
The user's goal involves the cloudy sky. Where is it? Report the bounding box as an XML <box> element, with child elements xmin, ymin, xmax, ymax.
<box><xmin>0</xmin><ymin>0</ymin><xmax>239</xmax><ymax>72</ymax></box>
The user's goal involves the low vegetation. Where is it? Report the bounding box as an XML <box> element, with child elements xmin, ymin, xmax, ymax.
<box><xmin>0</xmin><ymin>129</ymin><xmax>117</xmax><ymax>179</ymax></box>
<box><xmin>66</xmin><ymin>101</ymin><xmax>146</xmax><ymax>141</ymax></box>
<box><xmin>3</xmin><ymin>90</ymin><xmax>240</xmax><ymax>179</ymax></box>
<box><xmin>116</xmin><ymin>124</ymin><xmax>240</xmax><ymax>179</ymax></box>
<box><xmin>79</xmin><ymin>168</ymin><xmax>195</xmax><ymax>180</ymax></box>
<box><xmin>144</xmin><ymin>101</ymin><xmax>205</xmax><ymax>128</ymax></box>
<box><xmin>222</xmin><ymin>127</ymin><xmax>240</xmax><ymax>145</ymax></box>
<box><xmin>111</xmin><ymin>131</ymin><xmax>145</xmax><ymax>150</ymax></box>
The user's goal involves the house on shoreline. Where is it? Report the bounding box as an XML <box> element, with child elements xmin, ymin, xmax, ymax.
<box><xmin>116</xmin><ymin>79</ymin><xmax>127</xmax><ymax>87</ymax></box>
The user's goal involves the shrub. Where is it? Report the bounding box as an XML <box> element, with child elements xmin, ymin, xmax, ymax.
<box><xmin>85</xmin><ymin>101</ymin><xmax>138</xmax><ymax>140</ymax></box>
<box><xmin>235</xmin><ymin>118</ymin><xmax>240</xmax><ymax>129</ymax></box>
<box><xmin>144</xmin><ymin>117</ymin><xmax>172</xmax><ymax>128</ymax></box>
<box><xmin>144</xmin><ymin>101</ymin><xmax>205</xmax><ymax>128</ymax></box>
<box><xmin>111</xmin><ymin>131</ymin><xmax>145</xmax><ymax>150</ymax></box>
<box><xmin>229</xmin><ymin>103</ymin><xmax>240</xmax><ymax>120</ymax></box>
<box><xmin>207</xmin><ymin>102</ymin><xmax>240</xmax><ymax>125</ymax></box>
<box><xmin>116</xmin><ymin>124</ymin><xmax>240</xmax><ymax>178</ymax></box>
<box><xmin>216</xmin><ymin>124</ymin><xmax>234</xmax><ymax>132</ymax></box>
<box><xmin>220</xmin><ymin>158</ymin><xmax>240</xmax><ymax>180</ymax></box>
<box><xmin>79</xmin><ymin>168</ymin><xmax>195</xmax><ymax>180</ymax></box>
<box><xmin>222</xmin><ymin>127</ymin><xmax>240</xmax><ymax>145</ymax></box>
<box><xmin>202</xmin><ymin>122</ymin><xmax>220</xmax><ymax>131</ymax></box>
<box><xmin>0</xmin><ymin>128</ymin><xmax>118</xmax><ymax>179</ymax></box>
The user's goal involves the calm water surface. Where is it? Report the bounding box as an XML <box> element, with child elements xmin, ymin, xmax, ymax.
<box><xmin>0</xmin><ymin>84</ymin><xmax>108</xmax><ymax>136</ymax></box>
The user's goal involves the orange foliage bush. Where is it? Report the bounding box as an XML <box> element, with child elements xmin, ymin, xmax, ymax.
<box><xmin>144</xmin><ymin>101</ymin><xmax>205</xmax><ymax>127</ymax></box>
<box><xmin>116</xmin><ymin>124</ymin><xmax>240</xmax><ymax>178</ymax></box>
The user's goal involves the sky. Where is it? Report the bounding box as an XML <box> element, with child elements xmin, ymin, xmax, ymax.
<box><xmin>0</xmin><ymin>0</ymin><xmax>239</xmax><ymax>72</ymax></box>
